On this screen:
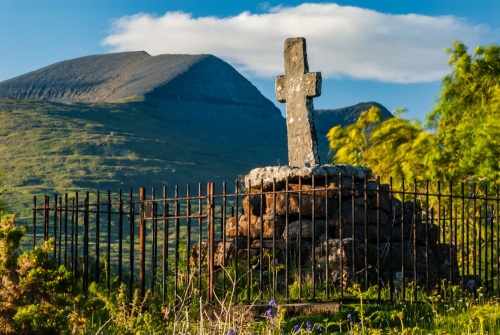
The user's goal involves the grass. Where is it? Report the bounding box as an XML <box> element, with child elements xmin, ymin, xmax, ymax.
<box><xmin>67</xmin><ymin>244</ymin><xmax>500</xmax><ymax>334</ymax></box>
<box><xmin>0</xmin><ymin>97</ymin><xmax>287</xmax><ymax>222</ymax></box>
<box><xmin>75</xmin><ymin>281</ymin><xmax>500</xmax><ymax>334</ymax></box>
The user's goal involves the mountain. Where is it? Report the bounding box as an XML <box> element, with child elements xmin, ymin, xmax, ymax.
<box><xmin>0</xmin><ymin>52</ymin><xmax>288</xmax><ymax>218</ymax></box>
<box><xmin>0</xmin><ymin>51</ymin><xmax>391</xmax><ymax>219</ymax></box>
<box><xmin>315</xmin><ymin>102</ymin><xmax>393</xmax><ymax>162</ymax></box>
<box><xmin>0</xmin><ymin>51</ymin><xmax>277</xmax><ymax>105</ymax></box>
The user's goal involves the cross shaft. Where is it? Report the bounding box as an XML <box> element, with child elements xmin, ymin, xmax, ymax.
<box><xmin>275</xmin><ymin>37</ymin><xmax>322</xmax><ymax>167</ymax></box>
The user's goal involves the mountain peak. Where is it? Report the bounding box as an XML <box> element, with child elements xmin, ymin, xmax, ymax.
<box><xmin>0</xmin><ymin>52</ymin><xmax>217</xmax><ymax>103</ymax></box>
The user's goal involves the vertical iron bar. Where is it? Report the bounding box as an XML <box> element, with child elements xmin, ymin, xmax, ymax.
<box><xmin>272</xmin><ymin>178</ymin><xmax>277</xmax><ymax>301</ymax></box>
<box><xmin>496</xmin><ymin>186</ymin><xmax>500</xmax><ymax>297</ymax></box>
<box><xmin>472</xmin><ymin>184</ymin><xmax>481</xmax><ymax>293</ymax></box>
<box><xmin>490</xmin><ymin>203</ymin><xmax>494</xmax><ymax>292</ymax></box>
<box><xmin>95</xmin><ymin>191</ymin><xmax>100</xmax><ymax>283</ymax></box>
<box><xmin>162</xmin><ymin>185</ymin><xmax>168</xmax><ymax>302</ymax></box>
<box><xmin>197</xmin><ymin>184</ymin><xmax>202</xmax><ymax>301</ymax></box>
<box><xmin>298</xmin><ymin>176</ymin><xmax>303</xmax><ymax>300</ymax></box>
<box><xmin>484</xmin><ymin>184</ymin><xmax>489</xmax><ymax>292</ymax></box>
<box><xmin>71</xmin><ymin>197</ymin><xmax>75</xmax><ymax>276</ymax></box>
<box><xmin>71</xmin><ymin>196</ymin><xmax>76</xmax><ymax>273</ymax></box>
<box><xmin>118</xmin><ymin>190</ymin><xmax>123</xmax><ymax>286</ymax></box>
<box><xmin>221</xmin><ymin>182</ymin><xmax>227</xmax><ymax>298</ymax></box>
<box><xmin>473</xmin><ymin>184</ymin><xmax>478</xmax><ymax>290</ymax></box>
<box><xmin>401</xmin><ymin>179</ymin><xmax>405</xmax><ymax>302</ymax></box>
<box><xmin>53</xmin><ymin>194</ymin><xmax>58</xmax><ymax>260</ymax></box>
<box><xmin>389</xmin><ymin>177</ymin><xmax>394</xmax><ymax>302</ymax></box>
<box><xmin>185</xmin><ymin>185</ymin><xmax>191</xmax><ymax>297</ymax></box>
<box><xmin>312</xmin><ymin>175</ymin><xmax>316</xmax><ymax>300</ymax></box>
<box><xmin>454</xmin><ymin>206</ymin><xmax>459</xmax><ymax>290</ymax></box>
<box><xmin>258</xmin><ymin>180</ymin><xmax>264</xmax><ymax>300</ymax></box>
<box><xmin>255</xmin><ymin>180</ymin><xmax>262</xmax><ymax>301</ymax></box>
<box><xmin>437</xmin><ymin>181</ymin><xmax>441</xmax><ymax>290</ymax></box>
<box><xmin>75</xmin><ymin>193</ymin><xmax>79</xmax><ymax>281</ymax></box>
<box><xmin>461</xmin><ymin>183</ymin><xmax>465</xmax><ymax>292</ymax></box>
<box><xmin>285</xmin><ymin>178</ymin><xmax>290</xmax><ymax>302</ymax></box>
<box><xmin>425</xmin><ymin>181</ymin><xmax>430</xmax><ymax>295</ymax></box>
<box><xmin>129</xmin><ymin>189</ymin><xmax>135</xmax><ymax>300</ymax></box>
<box><xmin>479</xmin><ymin>203</ymin><xmax>483</xmax><ymax>290</ymax></box>
<box><xmin>431</xmin><ymin>208</ymin><xmax>435</xmax><ymax>288</ymax></box>
<box><xmin>207</xmin><ymin>182</ymin><xmax>215</xmax><ymax>304</ymax></box>
<box><xmin>44</xmin><ymin>195</ymin><xmax>49</xmax><ymax>242</ymax></box>
<box><xmin>58</xmin><ymin>196</ymin><xmax>62</xmax><ymax>266</ymax></box>
<box><xmin>363</xmin><ymin>175</ymin><xmax>368</xmax><ymax>290</ymax></box>
<box><xmin>33</xmin><ymin>196</ymin><xmax>37</xmax><ymax>249</ymax></box>
<box><xmin>376</xmin><ymin>177</ymin><xmax>381</xmax><ymax>302</ymax></box>
<box><xmin>64</xmin><ymin>194</ymin><xmax>68</xmax><ymax>268</ymax></box>
<box><xmin>412</xmin><ymin>180</ymin><xmax>417</xmax><ymax>302</ymax></box>
<box><xmin>479</xmin><ymin>197</ymin><xmax>483</xmax><ymax>291</ymax></box>
<box><xmin>174</xmin><ymin>186</ymin><xmax>180</xmax><ymax>301</ymax></box>
<box><xmin>324</xmin><ymin>173</ymin><xmax>330</xmax><ymax>300</ymax></box>
<box><xmin>107</xmin><ymin>191</ymin><xmax>111</xmax><ymax>292</ymax></box>
<box><xmin>83</xmin><ymin>192</ymin><xmax>89</xmax><ymax>293</ymax></box>
<box><xmin>351</xmin><ymin>175</ymin><xmax>356</xmax><ymax>289</ymax></box>
<box><xmin>234</xmin><ymin>181</ymin><xmax>239</xmax><ymax>302</ymax></box>
<box><xmin>246</xmin><ymin>180</ymin><xmax>251</xmax><ymax>303</ymax></box>
<box><xmin>139</xmin><ymin>187</ymin><xmax>146</xmax><ymax>300</ymax></box>
<box><xmin>339</xmin><ymin>173</ymin><xmax>343</xmax><ymax>302</ymax></box>
<box><xmin>449</xmin><ymin>182</ymin><xmax>454</xmax><ymax>289</ymax></box>
<box><xmin>466</xmin><ymin>187</ymin><xmax>470</xmax><ymax>279</ymax></box>
<box><xmin>152</xmin><ymin>187</ymin><xmax>157</xmax><ymax>295</ymax></box>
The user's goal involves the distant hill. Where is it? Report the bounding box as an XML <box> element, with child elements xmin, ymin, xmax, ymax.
<box><xmin>0</xmin><ymin>51</ymin><xmax>391</xmax><ymax>219</ymax></box>
<box><xmin>315</xmin><ymin>102</ymin><xmax>393</xmax><ymax>162</ymax></box>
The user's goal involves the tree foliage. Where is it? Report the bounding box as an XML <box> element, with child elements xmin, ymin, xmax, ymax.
<box><xmin>328</xmin><ymin>41</ymin><xmax>500</xmax><ymax>187</ymax></box>
<box><xmin>328</xmin><ymin>107</ymin><xmax>433</xmax><ymax>185</ymax></box>
<box><xmin>427</xmin><ymin>42</ymin><xmax>500</xmax><ymax>184</ymax></box>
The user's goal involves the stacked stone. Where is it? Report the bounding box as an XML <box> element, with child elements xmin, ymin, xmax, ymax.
<box><xmin>212</xmin><ymin>165</ymin><xmax>458</xmax><ymax>290</ymax></box>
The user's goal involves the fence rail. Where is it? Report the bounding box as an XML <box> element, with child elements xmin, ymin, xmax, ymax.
<box><xmin>32</xmin><ymin>177</ymin><xmax>500</xmax><ymax>305</ymax></box>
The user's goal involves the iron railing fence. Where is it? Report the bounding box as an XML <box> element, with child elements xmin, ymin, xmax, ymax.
<box><xmin>31</xmin><ymin>177</ymin><xmax>500</xmax><ymax>306</ymax></box>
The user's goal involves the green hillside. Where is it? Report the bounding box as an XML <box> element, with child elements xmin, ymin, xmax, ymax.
<box><xmin>0</xmin><ymin>98</ymin><xmax>287</xmax><ymax>221</ymax></box>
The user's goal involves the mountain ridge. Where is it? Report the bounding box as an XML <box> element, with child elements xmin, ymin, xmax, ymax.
<box><xmin>0</xmin><ymin>52</ymin><xmax>259</xmax><ymax>104</ymax></box>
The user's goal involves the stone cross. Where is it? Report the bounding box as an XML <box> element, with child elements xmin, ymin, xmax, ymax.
<box><xmin>275</xmin><ymin>37</ymin><xmax>322</xmax><ymax>167</ymax></box>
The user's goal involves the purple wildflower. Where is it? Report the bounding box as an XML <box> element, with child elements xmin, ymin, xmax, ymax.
<box><xmin>269</xmin><ymin>299</ymin><xmax>277</xmax><ymax>308</ymax></box>
<box><xmin>265</xmin><ymin>308</ymin><xmax>275</xmax><ymax>319</ymax></box>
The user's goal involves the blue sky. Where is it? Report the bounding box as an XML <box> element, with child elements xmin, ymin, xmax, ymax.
<box><xmin>1</xmin><ymin>1</ymin><xmax>498</xmax><ymax>121</ymax></box>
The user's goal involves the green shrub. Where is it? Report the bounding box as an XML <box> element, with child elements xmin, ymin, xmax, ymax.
<box><xmin>0</xmin><ymin>214</ymin><xmax>79</xmax><ymax>334</ymax></box>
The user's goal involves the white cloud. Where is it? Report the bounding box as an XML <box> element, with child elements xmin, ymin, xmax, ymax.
<box><xmin>101</xmin><ymin>3</ymin><xmax>491</xmax><ymax>83</ymax></box>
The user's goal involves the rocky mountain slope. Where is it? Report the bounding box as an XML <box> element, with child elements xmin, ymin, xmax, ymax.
<box><xmin>0</xmin><ymin>52</ymin><xmax>204</xmax><ymax>102</ymax></box>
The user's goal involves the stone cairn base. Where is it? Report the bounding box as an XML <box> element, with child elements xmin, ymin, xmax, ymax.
<box><xmin>194</xmin><ymin>164</ymin><xmax>458</xmax><ymax>291</ymax></box>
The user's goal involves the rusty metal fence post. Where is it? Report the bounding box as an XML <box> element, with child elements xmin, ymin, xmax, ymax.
<box><xmin>207</xmin><ymin>182</ymin><xmax>215</xmax><ymax>304</ymax></box>
<box><xmin>139</xmin><ymin>187</ymin><xmax>146</xmax><ymax>300</ymax></box>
